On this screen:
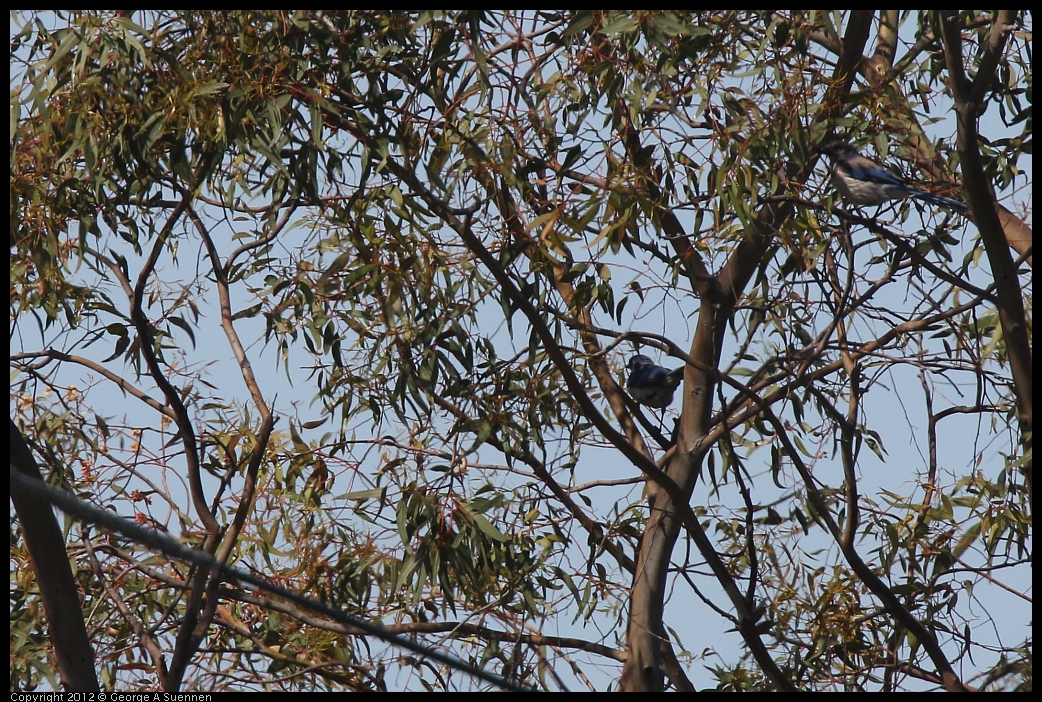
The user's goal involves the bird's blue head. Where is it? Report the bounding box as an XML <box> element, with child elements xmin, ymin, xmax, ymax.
<box><xmin>822</xmin><ymin>140</ymin><xmax>858</xmax><ymax>159</ymax></box>
<box><xmin>627</xmin><ymin>354</ymin><xmax>655</xmax><ymax>373</ymax></box>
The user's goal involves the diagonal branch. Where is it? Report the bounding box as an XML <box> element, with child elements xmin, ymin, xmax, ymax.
<box><xmin>940</xmin><ymin>10</ymin><xmax>1032</xmax><ymax>508</ymax></box>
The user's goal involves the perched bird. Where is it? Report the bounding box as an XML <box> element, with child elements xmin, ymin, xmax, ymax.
<box><xmin>626</xmin><ymin>354</ymin><xmax>684</xmax><ymax>409</ymax></box>
<box><xmin>822</xmin><ymin>141</ymin><xmax>967</xmax><ymax>213</ymax></box>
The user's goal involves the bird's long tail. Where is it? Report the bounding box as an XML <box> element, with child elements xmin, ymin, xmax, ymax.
<box><xmin>912</xmin><ymin>190</ymin><xmax>968</xmax><ymax>213</ymax></box>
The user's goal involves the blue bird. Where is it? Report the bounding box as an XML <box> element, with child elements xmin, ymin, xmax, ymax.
<box><xmin>626</xmin><ymin>354</ymin><xmax>684</xmax><ymax>409</ymax></box>
<box><xmin>823</xmin><ymin>142</ymin><xmax>967</xmax><ymax>213</ymax></box>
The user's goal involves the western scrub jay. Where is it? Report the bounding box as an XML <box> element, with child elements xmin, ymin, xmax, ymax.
<box><xmin>626</xmin><ymin>354</ymin><xmax>684</xmax><ymax>409</ymax></box>
<box><xmin>823</xmin><ymin>141</ymin><xmax>967</xmax><ymax>213</ymax></box>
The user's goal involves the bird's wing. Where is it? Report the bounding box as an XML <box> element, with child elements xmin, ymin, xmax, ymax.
<box><xmin>845</xmin><ymin>158</ymin><xmax>907</xmax><ymax>188</ymax></box>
